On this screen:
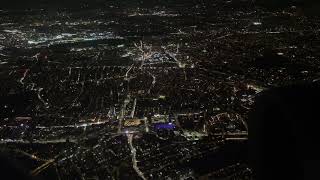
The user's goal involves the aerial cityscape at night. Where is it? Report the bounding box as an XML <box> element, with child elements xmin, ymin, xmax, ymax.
<box><xmin>0</xmin><ymin>0</ymin><xmax>320</xmax><ymax>179</ymax></box>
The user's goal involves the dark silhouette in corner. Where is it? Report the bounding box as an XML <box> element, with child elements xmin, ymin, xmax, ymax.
<box><xmin>0</xmin><ymin>153</ymin><xmax>34</xmax><ymax>180</ymax></box>
<box><xmin>249</xmin><ymin>82</ymin><xmax>320</xmax><ymax>179</ymax></box>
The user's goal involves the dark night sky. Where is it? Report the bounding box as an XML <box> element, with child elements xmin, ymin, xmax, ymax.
<box><xmin>1</xmin><ymin>0</ymin><xmax>319</xmax><ymax>17</ymax></box>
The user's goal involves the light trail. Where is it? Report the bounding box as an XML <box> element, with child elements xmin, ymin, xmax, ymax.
<box><xmin>127</xmin><ymin>133</ymin><xmax>147</xmax><ymax>180</ymax></box>
<box><xmin>37</xmin><ymin>88</ymin><xmax>49</xmax><ymax>108</ymax></box>
<box><xmin>19</xmin><ymin>68</ymin><xmax>30</xmax><ymax>85</ymax></box>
